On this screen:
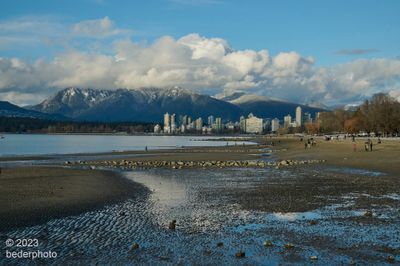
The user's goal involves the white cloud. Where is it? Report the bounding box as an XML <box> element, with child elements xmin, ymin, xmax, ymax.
<box><xmin>1</xmin><ymin>17</ymin><xmax>400</xmax><ymax>106</ymax></box>
<box><xmin>71</xmin><ymin>16</ymin><xmax>131</xmax><ymax>38</ymax></box>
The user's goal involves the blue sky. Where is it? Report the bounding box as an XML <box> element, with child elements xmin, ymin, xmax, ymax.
<box><xmin>1</xmin><ymin>0</ymin><xmax>399</xmax><ymax>65</ymax></box>
<box><xmin>1</xmin><ymin>0</ymin><xmax>400</xmax><ymax>105</ymax></box>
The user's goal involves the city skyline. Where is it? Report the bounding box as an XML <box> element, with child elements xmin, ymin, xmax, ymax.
<box><xmin>157</xmin><ymin>105</ymin><xmax>313</xmax><ymax>134</ymax></box>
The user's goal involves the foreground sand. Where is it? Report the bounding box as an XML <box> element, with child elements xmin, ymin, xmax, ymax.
<box><xmin>0</xmin><ymin>167</ymin><xmax>145</xmax><ymax>231</ymax></box>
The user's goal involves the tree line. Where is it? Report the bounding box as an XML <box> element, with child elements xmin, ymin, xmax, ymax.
<box><xmin>305</xmin><ymin>93</ymin><xmax>400</xmax><ymax>135</ymax></box>
<box><xmin>0</xmin><ymin>117</ymin><xmax>155</xmax><ymax>134</ymax></box>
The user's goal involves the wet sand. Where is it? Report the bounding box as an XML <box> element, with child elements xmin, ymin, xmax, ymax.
<box><xmin>0</xmin><ymin>167</ymin><xmax>146</xmax><ymax>231</ymax></box>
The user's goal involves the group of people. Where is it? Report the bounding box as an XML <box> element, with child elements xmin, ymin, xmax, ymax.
<box><xmin>352</xmin><ymin>137</ymin><xmax>381</xmax><ymax>152</ymax></box>
<box><xmin>364</xmin><ymin>139</ymin><xmax>374</xmax><ymax>151</ymax></box>
<box><xmin>301</xmin><ymin>137</ymin><xmax>316</xmax><ymax>149</ymax></box>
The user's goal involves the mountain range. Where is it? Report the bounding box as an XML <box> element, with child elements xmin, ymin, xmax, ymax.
<box><xmin>1</xmin><ymin>87</ymin><xmax>325</xmax><ymax>122</ymax></box>
<box><xmin>0</xmin><ymin>100</ymin><xmax>66</xmax><ymax>120</ymax></box>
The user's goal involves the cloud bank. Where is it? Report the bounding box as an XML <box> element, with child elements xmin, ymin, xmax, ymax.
<box><xmin>0</xmin><ymin>17</ymin><xmax>399</xmax><ymax>106</ymax></box>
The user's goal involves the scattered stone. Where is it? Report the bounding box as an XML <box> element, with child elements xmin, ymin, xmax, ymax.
<box><xmin>235</xmin><ymin>251</ymin><xmax>245</xmax><ymax>258</ymax></box>
<box><xmin>263</xmin><ymin>240</ymin><xmax>273</xmax><ymax>247</ymax></box>
<box><xmin>168</xmin><ymin>220</ymin><xmax>177</xmax><ymax>230</ymax></box>
<box><xmin>309</xmin><ymin>220</ymin><xmax>317</xmax><ymax>225</ymax></box>
<box><xmin>364</xmin><ymin>210</ymin><xmax>373</xmax><ymax>217</ymax></box>
<box><xmin>130</xmin><ymin>243</ymin><xmax>139</xmax><ymax>250</ymax></box>
<box><xmin>284</xmin><ymin>243</ymin><xmax>295</xmax><ymax>249</ymax></box>
<box><xmin>310</xmin><ymin>255</ymin><xmax>318</xmax><ymax>260</ymax></box>
<box><xmin>387</xmin><ymin>255</ymin><xmax>395</xmax><ymax>263</ymax></box>
<box><xmin>216</xmin><ymin>242</ymin><xmax>224</xmax><ymax>247</ymax></box>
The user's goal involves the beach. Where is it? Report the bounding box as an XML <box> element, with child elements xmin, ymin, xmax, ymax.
<box><xmin>1</xmin><ymin>136</ymin><xmax>399</xmax><ymax>264</ymax></box>
<box><xmin>0</xmin><ymin>167</ymin><xmax>146</xmax><ymax>231</ymax></box>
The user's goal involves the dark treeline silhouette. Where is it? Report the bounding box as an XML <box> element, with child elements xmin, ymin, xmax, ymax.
<box><xmin>0</xmin><ymin>117</ymin><xmax>155</xmax><ymax>134</ymax></box>
<box><xmin>305</xmin><ymin>93</ymin><xmax>400</xmax><ymax>135</ymax></box>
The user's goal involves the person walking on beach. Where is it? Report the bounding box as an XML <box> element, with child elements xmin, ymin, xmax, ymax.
<box><xmin>370</xmin><ymin>141</ymin><xmax>373</xmax><ymax>151</ymax></box>
<box><xmin>353</xmin><ymin>142</ymin><xmax>357</xmax><ymax>152</ymax></box>
<box><xmin>145</xmin><ymin>146</ymin><xmax>148</xmax><ymax>152</ymax></box>
<box><xmin>364</xmin><ymin>141</ymin><xmax>369</xmax><ymax>151</ymax></box>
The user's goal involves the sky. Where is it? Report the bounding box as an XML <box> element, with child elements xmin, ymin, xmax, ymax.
<box><xmin>0</xmin><ymin>0</ymin><xmax>400</xmax><ymax>106</ymax></box>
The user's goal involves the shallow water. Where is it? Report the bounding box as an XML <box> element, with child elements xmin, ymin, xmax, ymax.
<box><xmin>0</xmin><ymin>134</ymin><xmax>253</xmax><ymax>156</ymax></box>
<box><xmin>1</xmin><ymin>168</ymin><xmax>399</xmax><ymax>265</ymax></box>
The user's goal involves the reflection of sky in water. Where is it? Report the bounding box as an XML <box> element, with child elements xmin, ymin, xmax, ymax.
<box><xmin>325</xmin><ymin>166</ymin><xmax>385</xmax><ymax>176</ymax></box>
<box><xmin>3</xmin><ymin>167</ymin><xmax>399</xmax><ymax>265</ymax></box>
<box><xmin>0</xmin><ymin>134</ymin><xmax>254</xmax><ymax>156</ymax></box>
<box><xmin>271</xmin><ymin>211</ymin><xmax>322</xmax><ymax>221</ymax></box>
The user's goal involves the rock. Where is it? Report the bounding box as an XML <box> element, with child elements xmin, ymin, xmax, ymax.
<box><xmin>364</xmin><ymin>210</ymin><xmax>373</xmax><ymax>217</ymax></box>
<box><xmin>310</xmin><ymin>255</ymin><xmax>318</xmax><ymax>260</ymax></box>
<box><xmin>387</xmin><ymin>255</ymin><xmax>395</xmax><ymax>263</ymax></box>
<box><xmin>284</xmin><ymin>243</ymin><xmax>295</xmax><ymax>249</ymax></box>
<box><xmin>168</xmin><ymin>220</ymin><xmax>176</xmax><ymax>230</ymax></box>
<box><xmin>119</xmin><ymin>211</ymin><xmax>126</xmax><ymax>216</ymax></box>
<box><xmin>235</xmin><ymin>251</ymin><xmax>245</xmax><ymax>258</ymax></box>
<box><xmin>216</xmin><ymin>242</ymin><xmax>224</xmax><ymax>247</ymax></box>
<box><xmin>130</xmin><ymin>243</ymin><xmax>139</xmax><ymax>250</ymax></box>
<box><xmin>309</xmin><ymin>220</ymin><xmax>317</xmax><ymax>225</ymax></box>
<box><xmin>263</xmin><ymin>240</ymin><xmax>273</xmax><ymax>247</ymax></box>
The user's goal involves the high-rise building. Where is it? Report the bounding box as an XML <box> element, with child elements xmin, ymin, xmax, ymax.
<box><xmin>295</xmin><ymin>106</ymin><xmax>302</xmax><ymax>127</ymax></box>
<box><xmin>195</xmin><ymin>117</ymin><xmax>203</xmax><ymax>131</ymax></box>
<box><xmin>239</xmin><ymin>115</ymin><xmax>246</xmax><ymax>132</ymax></box>
<box><xmin>170</xmin><ymin>114</ymin><xmax>177</xmax><ymax>133</ymax></box>
<box><xmin>207</xmin><ymin>115</ymin><xmax>214</xmax><ymax>126</ymax></box>
<box><xmin>163</xmin><ymin>112</ymin><xmax>170</xmax><ymax>133</ymax></box>
<box><xmin>214</xmin><ymin>117</ymin><xmax>223</xmax><ymax>132</ymax></box>
<box><xmin>271</xmin><ymin>118</ymin><xmax>280</xmax><ymax>132</ymax></box>
<box><xmin>245</xmin><ymin>113</ymin><xmax>263</xmax><ymax>134</ymax></box>
<box><xmin>284</xmin><ymin>114</ymin><xmax>292</xmax><ymax>127</ymax></box>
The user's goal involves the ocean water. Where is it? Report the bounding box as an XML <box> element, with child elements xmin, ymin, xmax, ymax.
<box><xmin>0</xmin><ymin>134</ymin><xmax>252</xmax><ymax>156</ymax></box>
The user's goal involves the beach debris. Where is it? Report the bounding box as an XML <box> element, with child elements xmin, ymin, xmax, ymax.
<box><xmin>263</xmin><ymin>240</ymin><xmax>273</xmax><ymax>247</ymax></box>
<box><xmin>235</xmin><ymin>251</ymin><xmax>245</xmax><ymax>258</ymax></box>
<box><xmin>216</xmin><ymin>242</ymin><xmax>224</xmax><ymax>247</ymax></box>
<box><xmin>168</xmin><ymin>220</ymin><xmax>177</xmax><ymax>230</ymax></box>
<box><xmin>310</xmin><ymin>255</ymin><xmax>318</xmax><ymax>260</ymax></box>
<box><xmin>364</xmin><ymin>210</ymin><xmax>373</xmax><ymax>217</ymax></box>
<box><xmin>284</xmin><ymin>243</ymin><xmax>295</xmax><ymax>249</ymax></box>
<box><xmin>130</xmin><ymin>243</ymin><xmax>139</xmax><ymax>250</ymax></box>
<box><xmin>309</xmin><ymin>220</ymin><xmax>317</xmax><ymax>225</ymax></box>
<box><xmin>387</xmin><ymin>255</ymin><xmax>395</xmax><ymax>263</ymax></box>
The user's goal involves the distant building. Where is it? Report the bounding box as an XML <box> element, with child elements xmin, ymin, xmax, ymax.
<box><xmin>195</xmin><ymin>117</ymin><xmax>203</xmax><ymax>131</ymax></box>
<box><xmin>163</xmin><ymin>112</ymin><xmax>170</xmax><ymax>133</ymax></box>
<box><xmin>214</xmin><ymin>117</ymin><xmax>223</xmax><ymax>132</ymax></box>
<box><xmin>284</xmin><ymin>114</ymin><xmax>292</xmax><ymax>127</ymax></box>
<box><xmin>207</xmin><ymin>115</ymin><xmax>214</xmax><ymax>126</ymax></box>
<box><xmin>295</xmin><ymin>106</ymin><xmax>302</xmax><ymax>127</ymax></box>
<box><xmin>154</xmin><ymin>124</ymin><xmax>161</xmax><ymax>133</ymax></box>
<box><xmin>170</xmin><ymin>114</ymin><xmax>177</xmax><ymax>133</ymax></box>
<box><xmin>239</xmin><ymin>115</ymin><xmax>246</xmax><ymax>132</ymax></box>
<box><xmin>303</xmin><ymin>112</ymin><xmax>312</xmax><ymax>124</ymax></box>
<box><xmin>245</xmin><ymin>113</ymin><xmax>263</xmax><ymax>134</ymax></box>
<box><xmin>316</xmin><ymin>112</ymin><xmax>321</xmax><ymax>122</ymax></box>
<box><xmin>271</xmin><ymin>118</ymin><xmax>280</xmax><ymax>132</ymax></box>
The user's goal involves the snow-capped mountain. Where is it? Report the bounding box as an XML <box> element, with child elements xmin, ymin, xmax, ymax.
<box><xmin>29</xmin><ymin>87</ymin><xmax>242</xmax><ymax>122</ymax></box>
<box><xmin>220</xmin><ymin>92</ymin><xmax>324</xmax><ymax>119</ymax></box>
<box><xmin>28</xmin><ymin>87</ymin><xmax>326</xmax><ymax>122</ymax></box>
